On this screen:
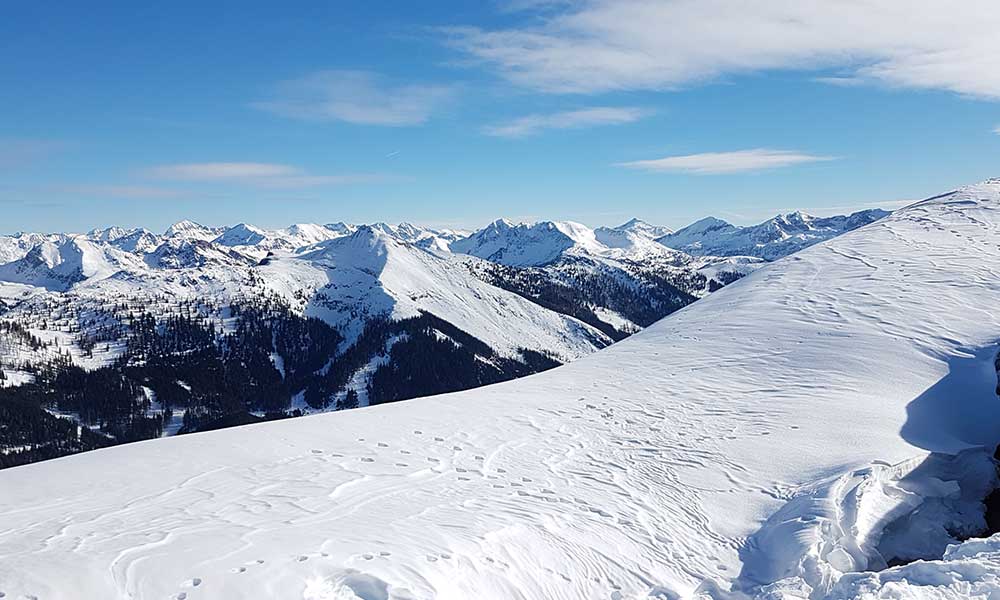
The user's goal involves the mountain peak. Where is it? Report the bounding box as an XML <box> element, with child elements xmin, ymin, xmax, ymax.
<box><xmin>164</xmin><ymin>219</ymin><xmax>206</xmax><ymax>236</ymax></box>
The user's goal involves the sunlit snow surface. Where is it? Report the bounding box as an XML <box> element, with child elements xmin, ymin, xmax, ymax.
<box><xmin>2</xmin><ymin>181</ymin><xmax>1000</xmax><ymax>599</ymax></box>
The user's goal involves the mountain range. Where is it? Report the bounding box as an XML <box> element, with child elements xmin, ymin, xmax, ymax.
<box><xmin>0</xmin><ymin>208</ymin><xmax>886</xmax><ymax>466</ymax></box>
<box><xmin>0</xmin><ymin>180</ymin><xmax>995</xmax><ymax>600</ymax></box>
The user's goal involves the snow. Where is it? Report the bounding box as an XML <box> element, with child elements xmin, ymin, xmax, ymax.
<box><xmin>1</xmin><ymin>181</ymin><xmax>999</xmax><ymax>600</ymax></box>
<box><xmin>270</xmin><ymin>351</ymin><xmax>286</xmax><ymax>379</ymax></box>
<box><xmin>0</xmin><ymin>368</ymin><xmax>33</xmax><ymax>388</ymax></box>
<box><xmin>264</xmin><ymin>226</ymin><xmax>610</xmax><ymax>360</ymax></box>
<box><xmin>657</xmin><ymin>209</ymin><xmax>890</xmax><ymax>261</ymax></box>
<box><xmin>590</xmin><ymin>305</ymin><xmax>641</xmax><ymax>334</ymax></box>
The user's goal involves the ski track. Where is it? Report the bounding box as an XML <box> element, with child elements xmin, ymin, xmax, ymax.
<box><xmin>1</xmin><ymin>183</ymin><xmax>1000</xmax><ymax>599</ymax></box>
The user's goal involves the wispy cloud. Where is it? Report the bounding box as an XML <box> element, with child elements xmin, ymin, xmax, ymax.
<box><xmin>254</xmin><ymin>70</ymin><xmax>457</xmax><ymax>126</ymax></box>
<box><xmin>617</xmin><ymin>149</ymin><xmax>836</xmax><ymax>175</ymax></box>
<box><xmin>55</xmin><ymin>184</ymin><xmax>182</xmax><ymax>199</ymax></box>
<box><xmin>449</xmin><ymin>1</ymin><xmax>1000</xmax><ymax>99</ymax></box>
<box><xmin>994</xmin><ymin>125</ymin><xmax>1000</xmax><ymax>135</ymax></box>
<box><xmin>483</xmin><ymin>106</ymin><xmax>650</xmax><ymax>137</ymax></box>
<box><xmin>145</xmin><ymin>162</ymin><xmax>395</xmax><ymax>188</ymax></box>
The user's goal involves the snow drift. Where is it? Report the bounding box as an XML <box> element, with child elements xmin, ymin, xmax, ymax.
<box><xmin>0</xmin><ymin>180</ymin><xmax>999</xmax><ymax>599</ymax></box>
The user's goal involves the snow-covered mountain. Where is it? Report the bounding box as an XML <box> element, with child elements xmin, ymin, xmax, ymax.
<box><xmin>266</xmin><ymin>225</ymin><xmax>609</xmax><ymax>359</ymax></box>
<box><xmin>1</xmin><ymin>180</ymin><xmax>997</xmax><ymax>600</ymax></box>
<box><xmin>0</xmin><ymin>237</ymin><xmax>146</xmax><ymax>292</ymax></box>
<box><xmin>657</xmin><ymin>208</ymin><xmax>890</xmax><ymax>260</ymax></box>
<box><xmin>451</xmin><ymin>218</ymin><xmax>760</xmax><ymax>336</ymax></box>
<box><xmin>600</xmin><ymin>217</ymin><xmax>673</xmax><ymax>240</ymax></box>
<box><xmin>163</xmin><ymin>219</ymin><xmax>225</xmax><ymax>242</ymax></box>
<box><xmin>0</xmin><ymin>207</ymin><xmax>871</xmax><ymax>463</ymax></box>
<box><xmin>0</xmin><ymin>231</ymin><xmax>67</xmax><ymax>264</ymax></box>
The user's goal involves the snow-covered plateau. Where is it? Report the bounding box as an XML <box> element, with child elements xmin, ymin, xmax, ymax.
<box><xmin>0</xmin><ymin>181</ymin><xmax>998</xmax><ymax>599</ymax></box>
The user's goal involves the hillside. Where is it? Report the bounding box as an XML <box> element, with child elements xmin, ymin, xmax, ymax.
<box><xmin>0</xmin><ymin>215</ymin><xmax>759</xmax><ymax>467</ymax></box>
<box><xmin>1</xmin><ymin>180</ymin><xmax>997</xmax><ymax>599</ymax></box>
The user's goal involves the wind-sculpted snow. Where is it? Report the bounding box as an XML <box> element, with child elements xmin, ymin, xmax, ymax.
<box><xmin>1</xmin><ymin>182</ymin><xmax>999</xmax><ymax>599</ymax></box>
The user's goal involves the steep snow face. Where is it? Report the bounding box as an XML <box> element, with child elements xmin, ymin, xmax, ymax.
<box><xmin>0</xmin><ymin>232</ymin><xmax>67</xmax><ymax>265</ymax></box>
<box><xmin>607</xmin><ymin>217</ymin><xmax>673</xmax><ymax>239</ymax></box>
<box><xmin>163</xmin><ymin>219</ymin><xmax>224</xmax><ymax>242</ymax></box>
<box><xmin>658</xmin><ymin>209</ymin><xmax>890</xmax><ymax>260</ymax></box>
<box><xmin>281</xmin><ymin>223</ymin><xmax>349</xmax><ymax>248</ymax></box>
<box><xmin>453</xmin><ymin>219</ymin><xmax>668</xmax><ymax>266</ymax></box>
<box><xmin>105</xmin><ymin>228</ymin><xmax>161</xmax><ymax>253</ymax></box>
<box><xmin>143</xmin><ymin>237</ymin><xmax>257</xmax><ymax>271</ymax></box>
<box><xmin>451</xmin><ymin>219</ymin><xmax>585</xmax><ymax>266</ymax></box>
<box><xmin>2</xmin><ymin>181</ymin><xmax>999</xmax><ymax>600</ymax></box>
<box><xmin>214</xmin><ymin>223</ymin><xmax>269</xmax><ymax>247</ymax></box>
<box><xmin>266</xmin><ymin>226</ymin><xmax>610</xmax><ymax>358</ymax></box>
<box><xmin>0</xmin><ymin>238</ymin><xmax>144</xmax><ymax>291</ymax></box>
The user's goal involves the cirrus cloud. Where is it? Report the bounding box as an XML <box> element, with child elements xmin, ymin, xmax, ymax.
<box><xmin>617</xmin><ymin>149</ymin><xmax>836</xmax><ymax>175</ymax></box>
<box><xmin>254</xmin><ymin>70</ymin><xmax>457</xmax><ymax>126</ymax></box>
<box><xmin>448</xmin><ymin>0</ymin><xmax>1000</xmax><ymax>99</ymax></box>
<box><xmin>145</xmin><ymin>162</ymin><xmax>396</xmax><ymax>188</ymax></box>
<box><xmin>483</xmin><ymin>106</ymin><xmax>651</xmax><ymax>137</ymax></box>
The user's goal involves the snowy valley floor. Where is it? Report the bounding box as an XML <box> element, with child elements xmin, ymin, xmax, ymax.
<box><xmin>2</xmin><ymin>181</ymin><xmax>1000</xmax><ymax>599</ymax></box>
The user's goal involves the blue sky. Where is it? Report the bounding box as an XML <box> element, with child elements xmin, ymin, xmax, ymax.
<box><xmin>2</xmin><ymin>1</ymin><xmax>999</xmax><ymax>234</ymax></box>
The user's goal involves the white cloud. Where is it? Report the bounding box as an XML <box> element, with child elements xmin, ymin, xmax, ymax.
<box><xmin>484</xmin><ymin>106</ymin><xmax>650</xmax><ymax>137</ymax></box>
<box><xmin>994</xmin><ymin>125</ymin><xmax>1000</xmax><ymax>135</ymax></box>
<box><xmin>146</xmin><ymin>162</ymin><xmax>393</xmax><ymax>188</ymax></box>
<box><xmin>57</xmin><ymin>185</ymin><xmax>182</xmax><ymax>199</ymax></box>
<box><xmin>254</xmin><ymin>70</ymin><xmax>456</xmax><ymax>126</ymax></box>
<box><xmin>617</xmin><ymin>149</ymin><xmax>835</xmax><ymax>175</ymax></box>
<box><xmin>449</xmin><ymin>0</ymin><xmax>1000</xmax><ymax>99</ymax></box>
<box><xmin>147</xmin><ymin>163</ymin><xmax>299</xmax><ymax>180</ymax></box>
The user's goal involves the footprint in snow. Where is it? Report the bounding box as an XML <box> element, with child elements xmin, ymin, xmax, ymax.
<box><xmin>311</xmin><ymin>449</ymin><xmax>323</xmax><ymax>454</ymax></box>
<box><xmin>377</xmin><ymin>442</ymin><xmax>388</xmax><ymax>448</ymax></box>
<box><xmin>231</xmin><ymin>566</ymin><xmax>247</xmax><ymax>574</ymax></box>
<box><xmin>360</xmin><ymin>457</ymin><xmax>375</xmax><ymax>463</ymax></box>
<box><xmin>297</xmin><ymin>555</ymin><xmax>309</xmax><ymax>562</ymax></box>
<box><xmin>434</xmin><ymin>437</ymin><xmax>445</xmax><ymax>442</ymax></box>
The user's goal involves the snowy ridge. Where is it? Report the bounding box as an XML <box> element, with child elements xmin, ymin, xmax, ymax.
<box><xmin>0</xmin><ymin>216</ymin><xmax>748</xmax><ymax>378</ymax></box>
<box><xmin>264</xmin><ymin>226</ymin><xmax>609</xmax><ymax>359</ymax></box>
<box><xmin>657</xmin><ymin>209</ymin><xmax>890</xmax><ymax>261</ymax></box>
<box><xmin>0</xmin><ymin>180</ymin><xmax>998</xmax><ymax>599</ymax></box>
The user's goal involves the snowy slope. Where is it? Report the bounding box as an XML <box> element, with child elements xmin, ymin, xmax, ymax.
<box><xmin>2</xmin><ymin>180</ymin><xmax>999</xmax><ymax>599</ymax></box>
<box><xmin>657</xmin><ymin>209</ymin><xmax>890</xmax><ymax>260</ymax></box>
<box><xmin>0</xmin><ymin>237</ymin><xmax>147</xmax><ymax>292</ymax></box>
<box><xmin>599</xmin><ymin>217</ymin><xmax>673</xmax><ymax>240</ymax></box>
<box><xmin>262</xmin><ymin>226</ymin><xmax>609</xmax><ymax>359</ymax></box>
<box><xmin>450</xmin><ymin>219</ymin><xmax>600</xmax><ymax>266</ymax></box>
<box><xmin>0</xmin><ymin>232</ymin><xmax>67</xmax><ymax>265</ymax></box>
